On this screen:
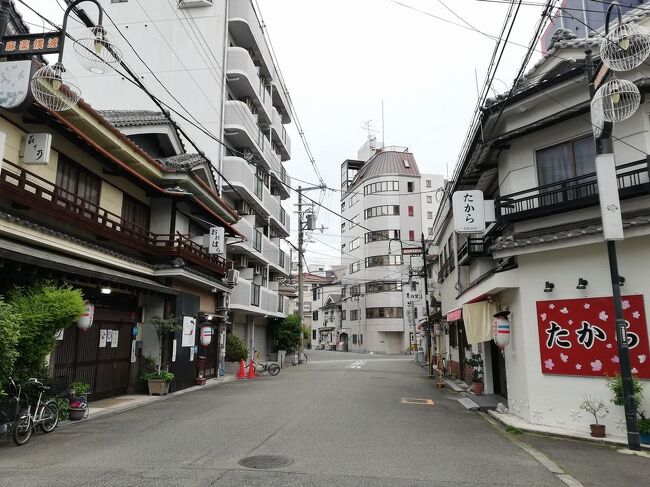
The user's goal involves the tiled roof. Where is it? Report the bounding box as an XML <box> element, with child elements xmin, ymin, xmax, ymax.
<box><xmin>490</xmin><ymin>211</ymin><xmax>650</xmax><ymax>251</ymax></box>
<box><xmin>349</xmin><ymin>150</ymin><xmax>420</xmax><ymax>191</ymax></box>
<box><xmin>98</xmin><ymin>110</ymin><xmax>172</xmax><ymax>128</ymax></box>
<box><xmin>157</xmin><ymin>153</ymin><xmax>208</xmax><ymax>171</ymax></box>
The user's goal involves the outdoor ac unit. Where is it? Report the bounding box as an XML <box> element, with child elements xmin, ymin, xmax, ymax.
<box><xmin>226</xmin><ymin>269</ymin><xmax>239</xmax><ymax>285</ymax></box>
<box><xmin>254</xmin><ymin>264</ymin><xmax>264</xmax><ymax>275</ymax></box>
<box><xmin>219</xmin><ymin>293</ymin><xmax>231</xmax><ymax>309</ymax></box>
<box><xmin>237</xmin><ymin>255</ymin><xmax>249</xmax><ymax>268</ymax></box>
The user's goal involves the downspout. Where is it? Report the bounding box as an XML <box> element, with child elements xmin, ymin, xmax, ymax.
<box><xmin>218</xmin><ymin>0</ymin><xmax>230</xmax><ymax>196</ymax></box>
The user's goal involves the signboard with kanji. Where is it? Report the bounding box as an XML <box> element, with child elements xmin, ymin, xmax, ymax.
<box><xmin>536</xmin><ymin>295</ymin><xmax>650</xmax><ymax>378</ymax></box>
<box><xmin>1</xmin><ymin>33</ymin><xmax>63</xmax><ymax>57</ymax></box>
<box><xmin>207</xmin><ymin>226</ymin><xmax>225</xmax><ymax>255</ymax></box>
<box><xmin>452</xmin><ymin>190</ymin><xmax>485</xmax><ymax>233</ymax></box>
<box><xmin>23</xmin><ymin>133</ymin><xmax>52</xmax><ymax>165</ymax></box>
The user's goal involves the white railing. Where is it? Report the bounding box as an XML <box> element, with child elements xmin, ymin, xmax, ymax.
<box><xmin>228</xmin><ymin>0</ymin><xmax>275</xmax><ymax>81</ymax></box>
<box><xmin>260</xmin><ymin>286</ymin><xmax>278</xmax><ymax>313</ymax></box>
<box><xmin>227</xmin><ymin>47</ymin><xmax>273</xmax><ymax>122</ymax></box>
<box><xmin>230</xmin><ymin>276</ymin><xmax>252</xmax><ymax>309</ymax></box>
<box><xmin>222</xmin><ymin>156</ymin><xmax>266</xmax><ymax>214</ymax></box>
<box><xmin>271</xmin><ymin>106</ymin><xmax>291</xmax><ymax>156</ymax></box>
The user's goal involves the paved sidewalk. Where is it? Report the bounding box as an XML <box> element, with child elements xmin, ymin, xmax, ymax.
<box><xmin>59</xmin><ymin>375</ymin><xmax>237</xmax><ymax>427</ymax></box>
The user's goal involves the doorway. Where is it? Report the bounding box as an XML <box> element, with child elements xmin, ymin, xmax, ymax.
<box><xmin>490</xmin><ymin>340</ymin><xmax>508</xmax><ymax>398</ymax></box>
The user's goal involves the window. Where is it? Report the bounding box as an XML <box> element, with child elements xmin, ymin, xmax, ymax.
<box><xmin>350</xmin><ymin>310</ymin><xmax>359</xmax><ymax>321</ymax></box>
<box><xmin>359</xmin><ymin>334</ymin><xmax>363</xmax><ymax>345</ymax></box>
<box><xmin>365</xmin><ymin>255</ymin><xmax>402</xmax><ymax>268</ymax></box>
<box><xmin>410</xmin><ymin>281</ymin><xmax>417</xmax><ymax>292</ymax></box>
<box><xmin>312</xmin><ymin>330</ymin><xmax>316</xmax><ymax>340</ymax></box>
<box><xmin>365</xmin><ymin>205</ymin><xmax>400</xmax><ymax>219</ymax></box>
<box><xmin>366</xmin><ymin>281</ymin><xmax>401</xmax><ymax>294</ymax></box>
<box><xmin>349</xmin><ymin>238</ymin><xmax>360</xmax><ymax>251</ymax></box>
<box><xmin>349</xmin><ymin>261</ymin><xmax>361</xmax><ymax>273</ymax></box>
<box><xmin>352</xmin><ymin>334</ymin><xmax>358</xmax><ymax>344</ymax></box>
<box><xmin>341</xmin><ymin>201</ymin><xmax>345</xmax><ymax>213</ymax></box>
<box><xmin>350</xmin><ymin>285</ymin><xmax>362</xmax><ymax>296</ymax></box>
<box><xmin>407</xmin><ymin>181</ymin><xmax>414</xmax><ymax>192</ymax></box>
<box><xmin>428</xmin><ymin>227</ymin><xmax>433</xmax><ymax>235</ymax></box>
<box><xmin>349</xmin><ymin>194</ymin><xmax>359</xmax><ymax>207</ymax></box>
<box><xmin>341</xmin><ymin>243</ymin><xmax>346</xmax><ymax>252</ymax></box>
<box><xmin>56</xmin><ymin>156</ymin><xmax>101</xmax><ymax>214</ymax></box>
<box><xmin>426</xmin><ymin>179</ymin><xmax>432</xmax><ymax>188</ymax></box>
<box><xmin>426</xmin><ymin>196</ymin><xmax>432</xmax><ymax>203</ymax></box>
<box><xmin>408</xmin><ymin>230</ymin><xmax>415</xmax><ymax>241</ymax></box>
<box><xmin>366</xmin><ymin>307</ymin><xmax>403</xmax><ymax>319</ymax></box>
<box><xmin>312</xmin><ymin>288</ymin><xmax>317</xmax><ymax>301</ymax></box>
<box><xmin>252</xmin><ymin>228</ymin><xmax>262</xmax><ymax>251</ymax></box>
<box><xmin>121</xmin><ymin>194</ymin><xmax>150</xmax><ymax>233</ymax></box>
<box><xmin>342</xmin><ymin>310</ymin><xmax>346</xmax><ymax>320</ymax></box>
<box><xmin>536</xmin><ymin>136</ymin><xmax>596</xmax><ymax>194</ymax></box>
<box><xmin>427</xmin><ymin>212</ymin><xmax>433</xmax><ymax>219</ymax></box>
<box><xmin>313</xmin><ymin>310</ymin><xmax>319</xmax><ymax>321</ymax></box>
<box><xmin>349</xmin><ymin>214</ymin><xmax>359</xmax><ymax>229</ymax></box>
<box><xmin>403</xmin><ymin>159</ymin><xmax>411</xmax><ymax>168</ymax></box>
<box><xmin>342</xmin><ymin>285</ymin><xmax>347</xmax><ymax>297</ymax></box>
<box><xmin>408</xmin><ymin>206</ymin><xmax>414</xmax><ymax>217</ymax></box>
<box><xmin>364</xmin><ymin>180</ymin><xmax>399</xmax><ymax>195</ymax></box>
<box><xmin>365</xmin><ymin>229</ymin><xmax>400</xmax><ymax>243</ymax></box>
<box><xmin>251</xmin><ymin>284</ymin><xmax>260</xmax><ymax>306</ymax></box>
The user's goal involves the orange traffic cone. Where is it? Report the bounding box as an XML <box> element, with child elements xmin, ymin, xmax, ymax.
<box><xmin>247</xmin><ymin>359</ymin><xmax>256</xmax><ymax>379</ymax></box>
<box><xmin>236</xmin><ymin>359</ymin><xmax>246</xmax><ymax>379</ymax></box>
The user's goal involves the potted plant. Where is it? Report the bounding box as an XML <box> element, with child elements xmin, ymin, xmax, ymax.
<box><xmin>224</xmin><ymin>333</ymin><xmax>248</xmax><ymax>374</ymax></box>
<box><xmin>638</xmin><ymin>411</ymin><xmax>650</xmax><ymax>445</ymax></box>
<box><xmin>465</xmin><ymin>353</ymin><xmax>484</xmax><ymax>395</ymax></box>
<box><xmin>579</xmin><ymin>394</ymin><xmax>608</xmax><ymax>438</ymax></box>
<box><xmin>143</xmin><ymin>370</ymin><xmax>175</xmax><ymax>396</ymax></box>
<box><xmin>68</xmin><ymin>382</ymin><xmax>90</xmax><ymax>421</ymax></box>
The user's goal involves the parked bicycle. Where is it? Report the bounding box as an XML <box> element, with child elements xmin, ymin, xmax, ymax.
<box><xmin>245</xmin><ymin>360</ymin><xmax>280</xmax><ymax>376</ymax></box>
<box><xmin>12</xmin><ymin>378</ymin><xmax>60</xmax><ymax>446</ymax></box>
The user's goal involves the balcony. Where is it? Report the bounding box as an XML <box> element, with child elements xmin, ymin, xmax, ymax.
<box><xmin>226</xmin><ymin>47</ymin><xmax>273</xmax><ymax>123</ymax></box>
<box><xmin>229</xmin><ymin>277</ymin><xmax>286</xmax><ymax>316</ymax></box>
<box><xmin>228</xmin><ymin>0</ymin><xmax>274</xmax><ymax>81</ymax></box>
<box><xmin>224</xmin><ymin>100</ymin><xmax>281</xmax><ymax>174</ymax></box>
<box><xmin>271</xmin><ymin>166</ymin><xmax>291</xmax><ymax>199</ymax></box>
<box><xmin>0</xmin><ymin>161</ymin><xmax>233</xmax><ymax>276</ymax></box>
<box><xmin>457</xmin><ymin>238</ymin><xmax>488</xmax><ymax>266</ymax></box>
<box><xmin>495</xmin><ymin>159</ymin><xmax>649</xmax><ymax>222</ymax></box>
<box><xmin>270</xmin><ymin>106</ymin><xmax>291</xmax><ymax>160</ymax></box>
<box><xmin>222</xmin><ymin>156</ymin><xmax>274</xmax><ymax>217</ymax></box>
<box><xmin>264</xmin><ymin>238</ymin><xmax>290</xmax><ymax>276</ymax></box>
<box><xmin>230</xmin><ymin>216</ymin><xmax>268</xmax><ymax>263</ymax></box>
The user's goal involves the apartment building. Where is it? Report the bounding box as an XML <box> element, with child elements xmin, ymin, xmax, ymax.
<box><xmin>63</xmin><ymin>0</ymin><xmax>293</xmax><ymax>356</ymax></box>
<box><xmin>340</xmin><ymin>140</ymin><xmax>443</xmax><ymax>354</ymax></box>
<box><xmin>310</xmin><ymin>282</ymin><xmax>343</xmax><ymax>350</ymax></box>
<box><xmin>432</xmin><ymin>4</ymin><xmax>650</xmax><ymax>439</ymax></box>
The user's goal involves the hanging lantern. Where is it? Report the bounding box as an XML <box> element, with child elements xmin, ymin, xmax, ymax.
<box><xmin>73</xmin><ymin>26</ymin><xmax>123</xmax><ymax>74</ymax></box>
<box><xmin>30</xmin><ymin>63</ymin><xmax>82</xmax><ymax>112</ymax></box>
<box><xmin>200</xmin><ymin>326</ymin><xmax>213</xmax><ymax>346</ymax></box>
<box><xmin>601</xmin><ymin>21</ymin><xmax>650</xmax><ymax>72</ymax></box>
<box><xmin>492</xmin><ymin>310</ymin><xmax>511</xmax><ymax>349</ymax></box>
<box><xmin>131</xmin><ymin>323</ymin><xmax>140</xmax><ymax>339</ymax></box>
<box><xmin>76</xmin><ymin>302</ymin><xmax>95</xmax><ymax>331</ymax></box>
<box><xmin>592</xmin><ymin>78</ymin><xmax>641</xmax><ymax>123</ymax></box>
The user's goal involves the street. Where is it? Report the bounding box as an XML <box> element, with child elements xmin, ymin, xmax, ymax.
<box><xmin>0</xmin><ymin>351</ymin><xmax>647</xmax><ymax>486</ymax></box>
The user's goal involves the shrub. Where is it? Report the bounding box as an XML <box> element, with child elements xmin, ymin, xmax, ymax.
<box><xmin>143</xmin><ymin>371</ymin><xmax>174</xmax><ymax>382</ymax></box>
<box><xmin>149</xmin><ymin>316</ymin><xmax>182</xmax><ymax>371</ymax></box>
<box><xmin>225</xmin><ymin>333</ymin><xmax>248</xmax><ymax>362</ymax></box>
<box><xmin>607</xmin><ymin>374</ymin><xmax>644</xmax><ymax>409</ymax></box>
<box><xmin>0</xmin><ymin>301</ymin><xmax>20</xmax><ymax>384</ymax></box>
<box><xmin>56</xmin><ymin>398</ymin><xmax>70</xmax><ymax>421</ymax></box>
<box><xmin>70</xmin><ymin>382</ymin><xmax>90</xmax><ymax>396</ymax></box>
<box><xmin>269</xmin><ymin>314</ymin><xmax>302</xmax><ymax>352</ymax></box>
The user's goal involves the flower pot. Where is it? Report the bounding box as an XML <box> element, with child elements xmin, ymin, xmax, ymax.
<box><xmin>640</xmin><ymin>432</ymin><xmax>650</xmax><ymax>445</ymax></box>
<box><xmin>471</xmin><ymin>381</ymin><xmax>484</xmax><ymax>395</ymax></box>
<box><xmin>69</xmin><ymin>407</ymin><xmax>87</xmax><ymax>421</ymax></box>
<box><xmin>147</xmin><ymin>379</ymin><xmax>170</xmax><ymax>396</ymax></box>
<box><xmin>195</xmin><ymin>377</ymin><xmax>207</xmax><ymax>386</ymax></box>
<box><xmin>589</xmin><ymin>424</ymin><xmax>606</xmax><ymax>438</ymax></box>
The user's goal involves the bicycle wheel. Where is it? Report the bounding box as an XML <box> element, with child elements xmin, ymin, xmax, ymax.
<box><xmin>268</xmin><ymin>363</ymin><xmax>280</xmax><ymax>376</ymax></box>
<box><xmin>12</xmin><ymin>412</ymin><xmax>33</xmax><ymax>446</ymax></box>
<box><xmin>302</xmin><ymin>353</ymin><xmax>308</xmax><ymax>363</ymax></box>
<box><xmin>40</xmin><ymin>401</ymin><xmax>59</xmax><ymax>433</ymax></box>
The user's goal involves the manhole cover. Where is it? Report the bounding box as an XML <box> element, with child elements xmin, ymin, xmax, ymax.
<box><xmin>238</xmin><ymin>455</ymin><xmax>293</xmax><ymax>469</ymax></box>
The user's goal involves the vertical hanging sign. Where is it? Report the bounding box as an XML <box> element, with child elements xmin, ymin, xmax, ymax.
<box><xmin>207</xmin><ymin>226</ymin><xmax>225</xmax><ymax>255</ymax></box>
<box><xmin>595</xmin><ymin>154</ymin><xmax>624</xmax><ymax>240</ymax></box>
<box><xmin>452</xmin><ymin>190</ymin><xmax>485</xmax><ymax>233</ymax></box>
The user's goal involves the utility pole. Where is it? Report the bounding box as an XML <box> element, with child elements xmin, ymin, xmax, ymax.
<box><xmin>295</xmin><ymin>184</ymin><xmax>326</xmax><ymax>363</ymax></box>
<box><xmin>421</xmin><ymin>233</ymin><xmax>433</xmax><ymax>378</ymax></box>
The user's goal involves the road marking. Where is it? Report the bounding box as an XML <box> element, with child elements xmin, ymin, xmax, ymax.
<box><xmin>309</xmin><ymin>358</ymin><xmax>414</xmax><ymax>364</ymax></box>
<box><xmin>346</xmin><ymin>360</ymin><xmax>367</xmax><ymax>369</ymax></box>
<box><xmin>401</xmin><ymin>398</ymin><xmax>434</xmax><ymax>406</ymax></box>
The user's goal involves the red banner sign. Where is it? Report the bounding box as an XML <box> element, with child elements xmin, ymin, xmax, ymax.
<box><xmin>536</xmin><ymin>295</ymin><xmax>649</xmax><ymax>378</ymax></box>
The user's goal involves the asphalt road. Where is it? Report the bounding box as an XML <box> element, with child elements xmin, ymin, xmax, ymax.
<box><xmin>0</xmin><ymin>350</ymin><xmax>647</xmax><ymax>486</ymax></box>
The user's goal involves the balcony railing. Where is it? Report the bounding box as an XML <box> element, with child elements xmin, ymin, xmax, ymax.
<box><xmin>226</xmin><ymin>47</ymin><xmax>273</xmax><ymax>123</ymax></box>
<box><xmin>0</xmin><ymin>160</ymin><xmax>232</xmax><ymax>276</ymax></box>
<box><xmin>495</xmin><ymin>159</ymin><xmax>649</xmax><ymax>222</ymax></box>
<box><xmin>457</xmin><ymin>238</ymin><xmax>488</xmax><ymax>266</ymax></box>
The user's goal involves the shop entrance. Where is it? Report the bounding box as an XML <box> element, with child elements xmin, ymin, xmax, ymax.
<box><xmin>490</xmin><ymin>340</ymin><xmax>508</xmax><ymax>398</ymax></box>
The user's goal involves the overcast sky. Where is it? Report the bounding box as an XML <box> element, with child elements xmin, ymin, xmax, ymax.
<box><xmin>19</xmin><ymin>0</ymin><xmax>547</xmax><ymax>270</ymax></box>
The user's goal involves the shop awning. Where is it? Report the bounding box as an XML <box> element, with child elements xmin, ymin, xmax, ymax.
<box><xmin>445</xmin><ymin>307</ymin><xmax>462</xmax><ymax>322</ymax></box>
<box><xmin>319</xmin><ymin>327</ymin><xmax>335</xmax><ymax>332</ymax></box>
<box><xmin>462</xmin><ymin>301</ymin><xmax>497</xmax><ymax>345</ymax></box>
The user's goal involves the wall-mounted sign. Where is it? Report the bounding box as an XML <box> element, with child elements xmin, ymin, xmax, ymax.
<box><xmin>182</xmin><ymin>316</ymin><xmax>196</xmax><ymax>347</ymax></box>
<box><xmin>536</xmin><ymin>295</ymin><xmax>649</xmax><ymax>378</ymax></box>
<box><xmin>23</xmin><ymin>133</ymin><xmax>52</xmax><ymax>165</ymax></box>
<box><xmin>595</xmin><ymin>154</ymin><xmax>624</xmax><ymax>241</ymax></box>
<box><xmin>452</xmin><ymin>190</ymin><xmax>485</xmax><ymax>233</ymax></box>
<box><xmin>99</xmin><ymin>329</ymin><xmax>107</xmax><ymax>348</ymax></box>
<box><xmin>1</xmin><ymin>33</ymin><xmax>63</xmax><ymax>57</ymax></box>
<box><xmin>0</xmin><ymin>61</ymin><xmax>35</xmax><ymax>111</ymax></box>
<box><xmin>207</xmin><ymin>226</ymin><xmax>225</xmax><ymax>255</ymax></box>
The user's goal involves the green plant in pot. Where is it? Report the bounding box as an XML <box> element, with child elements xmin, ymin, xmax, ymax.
<box><xmin>638</xmin><ymin>411</ymin><xmax>650</xmax><ymax>445</ymax></box>
<box><xmin>607</xmin><ymin>374</ymin><xmax>645</xmax><ymax>439</ymax></box>
<box><xmin>145</xmin><ymin>316</ymin><xmax>181</xmax><ymax>395</ymax></box>
<box><xmin>465</xmin><ymin>353</ymin><xmax>484</xmax><ymax>395</ymax></box>
<box><xmin>68</xmin><ymin>382</ymin><xmax>90</xmax><ymax>421</ymax></box>
<box><xmin>579</xmin><ymin>394</ymin><xmax>608</xmax><ymax>438</ymax></box>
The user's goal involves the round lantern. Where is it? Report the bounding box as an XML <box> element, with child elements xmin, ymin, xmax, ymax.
<box><xmin>492</xmin><ymin>310</ymin><xmax>511</xmax><ymax>349</ymax></box>
<box><xmin>200</xmin><ymin>326</ymin><xmax>213</xmax><ymax>346</ymax></box>
<box><xmin>76</xmin><ymin>302</ymin><xmax>95</xmax><ymax>331</ymax></box>
<box><xmin>131</xmin><ymin>324</ymin><xmax>139</xmax><ymax>339</ymax></box>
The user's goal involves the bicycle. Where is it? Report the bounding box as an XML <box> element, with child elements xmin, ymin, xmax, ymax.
<box><xmin>12</xmin><ymin>378</ymin><xmax>60</xmax><ymax>446</ymax></box>
<box><xmin>0</xmin><ymin>378</ymin><xmax>21</xmax><ymax>439</ymax></box>
<box><xmin>245</xmin><ymin>360</ymin><xmax>281</xmax><ymax>376</ymax></box>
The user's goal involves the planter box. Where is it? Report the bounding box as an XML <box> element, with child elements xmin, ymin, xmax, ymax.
<box><xmin>224</xmin><ymin>361</ymin><xmax>241</xmax><ymax>376</ymax></box>
<box><xmin>640</xmin><ymin>432</ymin><xmax>650</xmax><ymax>445</ymax></box>
<box><xmin>69</xmin><ymin>408</ymin><xmax>87</xmax><ymax>421</ymax></box>
<box><xmin>147</xmin><ymin>379</ymin><xmax>170</xmax><ymax>396</ymax></box>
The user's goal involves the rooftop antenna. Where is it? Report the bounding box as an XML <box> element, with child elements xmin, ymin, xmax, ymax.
<box><xmin>361</xmin><ymin>119</ymin><xmax>379</xmax><ymax>151</ymax></box>
<box><xmin>381</xmin><ymin>99</ymin><xmax>385</xmax><ymax>149</ymax></box>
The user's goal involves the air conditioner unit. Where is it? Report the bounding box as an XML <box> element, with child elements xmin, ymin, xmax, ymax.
<box><xmin>237</xmin><ymin>255</ymin><xmax>249</xmax><ymax>268</ymax></box>
<box><xmin>219</xmin><ymin>293</ymin><xmax>231</xmax><ymax>309</ymax></box>
<box><xmin>226</xmin><ymin>269</ymin><xmax>239</xmax><ymax>285</ymax></box>
<box><xmin>253</xmin><ymin>264</ymin><xmax>264</xmax><ymax>275</ymax></box>
<box><xmin>237</xmin><ymin>200</ymin><xmax>253</xmax><ymax>215</ymax></box>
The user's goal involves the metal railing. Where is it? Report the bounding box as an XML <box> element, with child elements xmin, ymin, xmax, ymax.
<box><xmin>457</xmin><ymin>238</ymin><xmax>487</xmax><ymax>265</ymax></box>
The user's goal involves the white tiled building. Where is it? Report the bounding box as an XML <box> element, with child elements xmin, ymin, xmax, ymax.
<box><xmin>64</xmin><ymin>0</ymin><xmax>292</xmax><ymax>356</ymax></box>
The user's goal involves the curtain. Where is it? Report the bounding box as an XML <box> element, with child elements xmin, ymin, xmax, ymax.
<box><xmin>462</xmin><ymin>301</ymin><xmax>497</xmax><ymax>345</ymax></box>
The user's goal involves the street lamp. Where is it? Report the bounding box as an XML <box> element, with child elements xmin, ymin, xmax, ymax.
<box><xmin>30</xmin><ymin>0</ymin><xmax>122</xmax><ymax>112</ymax></box>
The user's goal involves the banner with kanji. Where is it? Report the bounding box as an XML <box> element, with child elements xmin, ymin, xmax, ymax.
<box><xmin>536</xmin><ymin>295</ymin><xmax>650</xmax><ymax>378</ymax></box>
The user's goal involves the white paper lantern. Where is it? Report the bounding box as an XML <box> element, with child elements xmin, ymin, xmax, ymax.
<box><xmin>601</xmin><ymin>22</ymin><xmax>650</xmax><ymax>72</ymax></box>
<box><xmin>200</xmin><ymin>326</ymin><xmax>213</xmax><ymax>346</ymax></box>
<box><xmin>592</xmin><ymin>78</ymin><xmax>640</xmax><ymax>123</ymax></box>
<box><xmin>77</xmin><ymin>302</ymin><xmax>95</xmax><ymax>331</ymax></box>
<box><xmin>492</xmin><ymin>311</ymin><xmax>510</xmax><ymax>349</ymax></box>
<box><xmin>30</xmin><ymin>63</ymin><xmax>81</xmax><ymax>112</ymax></box>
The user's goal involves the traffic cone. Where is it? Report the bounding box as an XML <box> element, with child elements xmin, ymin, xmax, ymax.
<box><xmin>247</xmin><ymin>360</ymin><xmax>256</xmax><ymax>379</ymax></box>
<box><xmin>236</xmin><ymin>359</ymin><xmax>246</xmax><ymax>379</ymax></box>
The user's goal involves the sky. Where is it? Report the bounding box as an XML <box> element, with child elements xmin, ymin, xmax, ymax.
<box><xmin>17</xmin><ymin>0</ymin><xmax>549</xmax><ymax>271</ymax></box>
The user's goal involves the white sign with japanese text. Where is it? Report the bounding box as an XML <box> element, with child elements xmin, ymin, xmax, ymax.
<box><xmin>23</xmin><ymin>133</ymin><xmax>52</xmax><ymax>165</ymax></box>
<box><xmin>452</xmin><ymin>190</ymin><xmax>485</xmax><ymax>233</ymax></box>
<box><xmin>595</xmin><ymin>154</ymin><xmax>624</xmax><ymax>241</ymax></box>
<box><xmin>182</xmin><ymin>316</ymin><xmax>196</xmax><ymax>347</ymax></box>
<box><xmin>207</xmin><ymin>226</ymin><xmax>225</xmax><ymax>255</ymax></box>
